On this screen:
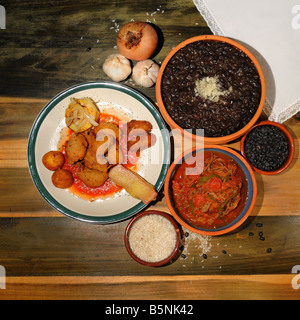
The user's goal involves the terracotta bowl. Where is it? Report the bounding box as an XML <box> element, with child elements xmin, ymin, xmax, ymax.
<box><xmin>124</xmin><ymin>210</ymin><xmax>181</xmax><ymax>267</ymax></box>
<box><xmin>164</xmin><ymin>145</ymin><xmax>257</xmax><ymax>236</ymax></box>
<box><xmin>240</xmin><ymin>120</ymin><xmax>295</xmax><ymax>175</ymax></box>
<box><xmin>155</xmin><ymin>35</ymin><xmax>266</xmax><ymax>144</ymax></box>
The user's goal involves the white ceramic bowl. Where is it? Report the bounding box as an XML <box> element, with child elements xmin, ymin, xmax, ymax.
<box><xmin>28</xmin><ymin>81</ymin><xmax>170</xmax><ymax>223</ymax></box>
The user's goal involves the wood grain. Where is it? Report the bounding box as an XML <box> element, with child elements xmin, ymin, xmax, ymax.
<box><xmin>1</xmin><ymin>275</ymin><xmax>298</xmax><ymax>300</ymax></box>
<box><xmin>0</xmin><ymin>217</ymin><xmax>298</xmax><ymax>277</ymax></box>
<box><xmin>0</xmin><ymin>140</ymin><xmax>28</xmax><ymax>168</ymax></box>
<box><xmin>0</xmin><ymin>104</ymin><xmax>299</xmax><ymax>217</ymax></box>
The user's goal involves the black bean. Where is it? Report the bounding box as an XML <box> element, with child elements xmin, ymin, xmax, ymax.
<box><xmin>248</xmin><ymin>232</ymin><xmax>254</xmax><ymax>236</ymax></box>
<box><xmin>161</xmin><ymin>40</ymin><xmax>261</xmax><ymax>137</ymax></box>
<box><xmin>203</xmin><ymin>253</ymin><xmax>207</xmax><ymax>259</ymax></box>
<box><xmin>267</xmin><ymin>248</ymin><xmax>272</xmax><ymax>253</ymax></box>
<box><xmin>244</xmin><ymin>125</ymin><xmax>289</xmax><ymax>171</ymax></box>
<box><xmin>222</xmin><ymin>250</ymin><xmax>227</xmax><ymax>254</ymax></box>
<box><xmin>256</xmin><ymin>223</ymin><xmax>263</xmax><ymax>227</ymax></box>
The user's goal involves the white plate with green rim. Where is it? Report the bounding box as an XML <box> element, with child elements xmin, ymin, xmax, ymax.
<box><xmin>27</xmin><ymin>81</ymin><xmax>170</xmax><ymax>223</ymax></box>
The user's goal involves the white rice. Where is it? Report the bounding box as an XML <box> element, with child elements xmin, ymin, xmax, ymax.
<box><xmin>128</xmin><ymin>214</ymin><xmax>177</xmax><ymax>263</ymax></box>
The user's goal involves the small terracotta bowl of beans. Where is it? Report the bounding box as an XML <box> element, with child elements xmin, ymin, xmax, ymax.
<box><xmin>156</xmin><ymin>35</ymin><xmax>266</xmax><ymax>144</ymax></box>
<box><xmin>240</xmin><ymin>121</ymin><xmax>295</xmax><ymax>175</ymax></box>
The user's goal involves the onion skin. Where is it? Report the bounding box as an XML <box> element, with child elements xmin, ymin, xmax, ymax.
<box><xmin>116</xmin><ymin>21</ymin><xmax>158</xmax><ymax>61</ymax></box>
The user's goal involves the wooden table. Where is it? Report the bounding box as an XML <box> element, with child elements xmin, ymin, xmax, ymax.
<box><xmin>0</xmin><ymin>0</ymin><xmax>300</xmax><ymax>300</ymax></box>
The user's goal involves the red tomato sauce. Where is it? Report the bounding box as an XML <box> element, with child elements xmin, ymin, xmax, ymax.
<box><xmin>63</xmin><ymin>160</ymin><xmax>122</xmax><ymax>201</ymax></box>
<box><xmin>60</xmin><ymin>113</ymin><xmax>139</xmax><ymax>201</ymax></box>
<box><xmin>100</xmin><ymin>113</ymin><xmax>121</xmax><ymax>126</ymax></box>
<box><xmin>172</xmin><ymin>151</ymin><xmax>247</xmax><ymax>229</ymax></box>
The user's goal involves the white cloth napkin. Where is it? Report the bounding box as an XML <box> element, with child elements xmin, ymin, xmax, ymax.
<box><xmin>193</xmin><ymin>0</ymin><xmax>300</xmax><ymax>123</ymax></box>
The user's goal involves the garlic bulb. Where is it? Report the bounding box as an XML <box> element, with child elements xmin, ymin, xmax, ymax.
<box><xmin>132</xmin><ymin>60</ymin><xmax>160</xmax><ymax>87</ymax></box>
<box><xmin>103</xmin><ymin>54</ymin><xmax>132</xmax><ymax>82</ymax></box>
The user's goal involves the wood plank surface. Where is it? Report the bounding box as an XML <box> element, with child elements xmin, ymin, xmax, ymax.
<box><xmin>1</xmin><ymin>118</ymin><xmax>299</xmax><ymax>217</ymax></box>
<box><xmin>1</xmin><ymin>275</ymin><xmax>298</xmax><ymax>300</ymax></box>
<box><xmin>0</xmin><ymin>216</ymin><xmax>298</xmax><ymax>276</ymax></box>
<box><xmin>0</xmin><ymin>0</ymin><xmax>299</xmax><ymax>300</ymax></box>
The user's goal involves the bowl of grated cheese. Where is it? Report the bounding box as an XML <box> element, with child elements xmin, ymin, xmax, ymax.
<box><xmin>155</xmin><ymin>35</ymin><xmax>266</xmax><ymax>144</ymax></box>
<box><xmin>124</xmin><ymin>210</ymin><xmax>181</xmax><ymax>266</ymax></box>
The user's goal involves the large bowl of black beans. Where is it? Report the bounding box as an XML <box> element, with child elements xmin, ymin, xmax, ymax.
<box><xmin>156</xmin><ymin>35</ymin><xmax>266</xmax><ymax>144</ymax></box>
<box><xmin>240</xmin><ymin>121</ymin><xmax>295</xmax><ymax>175</ymax></box>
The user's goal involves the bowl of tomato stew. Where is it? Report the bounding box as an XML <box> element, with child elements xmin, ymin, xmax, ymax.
<box><xmin>164</xmin><ymin>145</ymin><xmax>257</xmax><ymax>236</ymax></box>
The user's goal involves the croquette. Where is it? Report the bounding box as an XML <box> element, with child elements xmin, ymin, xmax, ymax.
<box><xmin>42</xmin><ymin>151</ymin><xmax>65</xmax><ymax>171</ymax></box>
<box><xmin>77</xmin><ymin>167</ymin><xmax>108</xmax><ymax>188</ymax></box>
<box><xmin>66</xmin><ymin>133</ymin><xmax>88</xmax><ymax>164</ymax></box>
<box><xmin>93</xmin><ymin>122</ymin><xmax>121</xmax><ymax>141</ymax></box>
<box><xmin>52</xmin><ymin>169</ymin><xmax>74</xmax><ymax>189</ymax></box>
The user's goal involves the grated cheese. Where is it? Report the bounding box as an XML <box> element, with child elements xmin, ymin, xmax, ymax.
<box><xmin>194</xmin><ymin>76</ymin><xmax>232</xmax><ymax>102</ymax></box>
<box><xmin>128</xmin><ymin>214</ymin><xmax>177</xmax><ymax>263</ymax></box>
